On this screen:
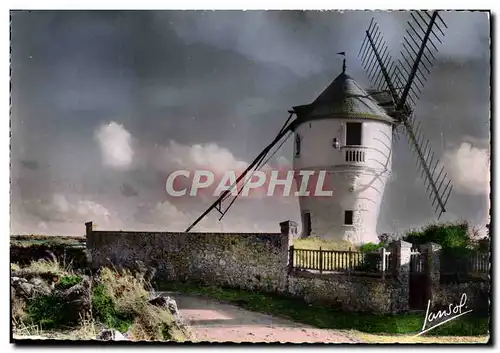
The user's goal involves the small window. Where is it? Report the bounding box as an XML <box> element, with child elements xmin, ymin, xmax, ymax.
<box><xmin>346</xmin><ymin>122</ymin><xmax>362</xmax><ymax>146</ymax></box>
<box><xmin>295</xmin><ymin>134</ymin><xmax>301</xmax><ymax>157</ymax></box>
<box><xmin>344</xmin><ymin>210</ymin><xmax>353</xmax><ymax>225</ymax></box>
<box><xmin>302</xmin><ymin>211</ymin><xmax>311</xmax><ymax>237</ymax></box>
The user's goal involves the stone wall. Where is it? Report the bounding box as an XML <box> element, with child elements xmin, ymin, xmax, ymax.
<box><xmin>85</xmin><ymin>222</ymin><xmax>290</xmax><ymax>293</ymax></box>
<box><xmin>85</xmin><ymin>221</ymin><xmax>490</xmax><ymax>314</ymax></box>
<box><xmin>433</xmin><ymin>281</ymin><xmax>490</xmax><ymax>313</ymax></box>
<box><xmin>287</xmin><ymin>270</ymin><xmax>396</xmax><ymax>313</ymax></box>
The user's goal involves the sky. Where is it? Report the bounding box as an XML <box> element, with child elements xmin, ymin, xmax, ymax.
<box><xmin>10</xmin><ymin>10</ymin><xmax>490</xmax><ymax>237</ymax></box>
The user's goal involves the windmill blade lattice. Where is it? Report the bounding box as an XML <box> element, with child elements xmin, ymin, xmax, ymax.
<box><xmin>397</xmin><ymin>10</ymin><xmax>448</xmax><ymax>112</ymax></box>
<box><xmin>402</xmin><ymin>113</ymin><xmax>453</xmax><ymax>218</ymax></box>
<box><xmin>358</xmin><ymin>10</ymin><xmax>453</xmax><ymax>219</ymax></box>
<box><xmin>358</xmin><ymin>18</ymin><xmax>403</xmax><ymax>106</ymax></box>
<box><xmin>398</xmin><ymin>11</ymin><xmax>452</xmax><ymax>218</ymax></box>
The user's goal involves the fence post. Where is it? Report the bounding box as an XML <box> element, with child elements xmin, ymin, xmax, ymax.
<box><xmin>348</xmin><ymin>247</ymin><xmax>352</xmax><ymax>274</ymax></box>
<box><xmin>390</xmin><ymin>240</ymin><xmax>412</xmax><ymax>313</ymax></box>
<box><xmin>319</xmin><ymin>247</ymin><xmax>323</xmax><ymax>274</ymax></box>
<box><xmin>421</xmin><ymin>242</ymin><xmax>441</xmax><ymax>302</ymax></box>
<box><xmin>288</xmin><ymin>245</ymin><xmax>294</xmax><ymax>273</ymax></box>
<box><xmin>380</xmin><ymin>247</ymin><xmax>386</xmax><ymax>279</ymax></box>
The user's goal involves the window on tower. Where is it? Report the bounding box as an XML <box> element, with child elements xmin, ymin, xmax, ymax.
<box><xmin>346</xmin><ymin>122</ymin><xmax>362</xmax><ymax>146</ymax></box>
<box><xmin>295</xmin><ymin>134</ymin><xmax>301</xmax><ymax>157</ymax></box>
<box><xmin>344</xmin><ymin>210</ymin><xmax>354</xmax><ymax>225</ymax></box>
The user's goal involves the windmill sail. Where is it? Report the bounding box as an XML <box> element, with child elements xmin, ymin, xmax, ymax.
<box><xmin>358</xmin><ymin>11</ymin><xmax>453</xmax><ymax>218</ymax></box>
<box><xmin>358</xmin><ymin>18</ymin><xmax>403</xmax><ymax>108</ymax></box>
<box><xmin>185</xmin><ymin>114</ymin><xmax>296</xmax><ymax>232</ymax></box>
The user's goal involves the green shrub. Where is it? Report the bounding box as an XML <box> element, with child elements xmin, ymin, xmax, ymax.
<box><xmin>359</xmin><ymin>242</ymin><xmax>383</xmax><ymax>253</ymax></box>
<box><xmin>403</xmin><ymin>221</ymin><xmax>471</xmax><ymax>249</ymax></box>
<box><xmin>91</xmin><ymin>283</ymin><xmax>134</xmax><ymax>333</ymax></box>
<box><xmin>26</xmin><ymin>294</ymin><xmax>66</xmax><ymax>329</ymax></box>
<box><xmin>55</xmin><ymin>275</ymin><xmax>82</xmax><ymax>291</ymax></box>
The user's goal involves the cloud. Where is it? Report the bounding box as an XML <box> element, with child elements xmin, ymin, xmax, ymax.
<box><xmin>95</xmin><ymin>122</ymin><xmax>134</xmax><ymax>169</ymax></box>
<box><xmin>134</xmin><ymin>200</ymin><xmax>188</xmax><ymax>230</ymax></box>
<box><xmin>443</xmin><ymin>142</ymin><xmax>490</xmax><ymax>195</ymax></box>
<box><xmin>151</xmin><ymin>140</ymin><xmax>249</xmax><ymax>175</ymax></box>
<box><xmin>20</xmin><ymin>194</ymin><xmax>113</xmax><ymax>233</ymax></box>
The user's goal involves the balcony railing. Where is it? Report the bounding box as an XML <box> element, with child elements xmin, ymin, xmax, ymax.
<box><xmin>342</xmin><ymin>146</ymin><xmax>366</xmax><ymax>163</ymax></box>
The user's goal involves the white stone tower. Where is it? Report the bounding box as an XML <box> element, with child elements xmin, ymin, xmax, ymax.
<box><xmin>292</xmin><ymin>66</ymin><xmax>396</xmax><ymax>244</ymax></box>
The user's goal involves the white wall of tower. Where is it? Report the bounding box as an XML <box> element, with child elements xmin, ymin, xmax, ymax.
<box><xmin>293</xmin><ymin>118</ymin><xmax>393</xmax><ymax>244</ymax></box>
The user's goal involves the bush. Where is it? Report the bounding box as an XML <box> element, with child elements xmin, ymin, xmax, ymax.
<box><xmin>91</xmin><ymin>268</ymin><xmax>189</xmax><ymax>340</ymax></box>
<box><xmin>13</xmin><ymin>257</ymin><xmax>190</xmax><ymax>341</ymax></box>
<box><xmin>26</xmin><ymin>294</ymin><xmax>67</xmax><ymax>329</ymax></box>
<box><xmin>91</xmin><ymin>283</ymin><xmax>134</xmax><ymax>333</ymax></box>
<box><xmin>359</xmin><ymin>242</ymin><xmax>383</xmax><ymax>253</ymax></box>
<box><xmin>55</xmin><ymin>275</ymin><xmax>82</xmax><ymax>291</ymax></box>
<box><xmin>403</xmin><ymin>221</ymin><xmax>471</xmax><ymax>249</ymax></box>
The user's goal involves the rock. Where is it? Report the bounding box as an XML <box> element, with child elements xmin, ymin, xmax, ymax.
<box><xmin>59</xmin><ymin>276</ymin><xmax>92</xmax><ymax>324</ymax></box>
<box><xmin>148</xmin><ymin>293</ymin><xmax>181</xmax><ymax>320</ymax></box>
<box><xmin>28</xmin><ymin>277</ymin><xmax>52</xmax><ymax>295</ymax></box>
<box><xmin>17</xmin><ymin>282</ymin><xmax>35</xmax><ymax>298</ymax></box>
<box><xmin>96</xmin><ymin>328</ymin><xmax>128</xmax><ymax>341</ymax></box>
<box><xmin>11</xmin><ymin>276</ymin><xmax>51</xmax><ymax>299</ymax></box>
<box><xmin>11</xmin><ymin>276</ymin><xmax>27</xmax><ymax>284</ymax></box>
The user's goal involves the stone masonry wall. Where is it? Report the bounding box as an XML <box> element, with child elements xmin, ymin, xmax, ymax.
<box><xmin>86</xmin><ymin>222</ymin><xmax>290</xmax><ymax>293</ymax></box>
<box><xmin>287</xmin><ymin>270</ymin><xmax>396</xmax><ymax>313</ymax></box>
<box><xmin>433</xmin><ymin>281</ymin><xmax>490</xmax><ymax>313</ymax></box>
<box><xmin>85</xmin><ymin>221</ymin><xmax>489</xmax><ymax>314</ymax></box>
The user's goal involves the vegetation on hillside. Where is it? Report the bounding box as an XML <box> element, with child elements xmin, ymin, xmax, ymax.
<box><xmin>11</xmin><ymin>258</ymin><xmax>190</xmax><ymax>341</ymax></box>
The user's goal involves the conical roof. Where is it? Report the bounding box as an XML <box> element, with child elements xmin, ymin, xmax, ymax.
<box><xmin>293</xmin><ymin>72</ymin><xmax>396</xmax><ymax>124</ymax></box>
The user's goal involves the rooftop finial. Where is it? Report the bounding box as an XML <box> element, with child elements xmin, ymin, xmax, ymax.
<box><xmin>337</xmin><ymin>52</ymin><xmax>346</xmax><ymax>73</ymax></box>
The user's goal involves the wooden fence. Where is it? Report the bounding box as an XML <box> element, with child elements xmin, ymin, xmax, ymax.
<box><xmin>440</xmin><ymin>251</ymin><xmax>489</xmax><ymax>283</ymax></box>
<box><xmin>468</xmin><ymin>252</ymin><xmax>489</xmax><ymax>273</ymax></box>
<box><xmin>289</xmin><ymin>246</ymin><xmax>392</xmax><ymax>275</ymax></box>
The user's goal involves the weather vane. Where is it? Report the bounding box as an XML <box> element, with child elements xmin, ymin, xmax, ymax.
<box><xmin>337</xmin><ymin>52</ymin><xmax>346</xmax><ymax>73</ymax></box>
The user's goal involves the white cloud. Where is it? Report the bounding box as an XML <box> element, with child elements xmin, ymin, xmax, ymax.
<box><xmin>24</xmin><ymin>194</ymin><xmax>112</xmax><ymax>226</ymax></box>
<box><xmin>443</xmin><ymin>142</ymin><xmax>490</xmax><ymax>195</ymax></box>
<box><xmin>95</xmin><ymin>122</ymin><xmax>134</xmax><ymax>169</ymax></box>
<box><xmin>151</xmin><ymin>141</ymin><xmax>249</xmax><ymax>176</ymax></box>
<box><xmin>134</xmin><ymin>200</ymin><xmax>189</xmax><ymax>231</ymax></box>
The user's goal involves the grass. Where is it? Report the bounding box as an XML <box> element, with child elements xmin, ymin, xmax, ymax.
<box><xmin>292</xmin><ymin>237</ymin><xmax>354</xmax><ymax>251</ymax></box>
<box><xmin>158</xmin><ymin>281</ymin><xmax>489</xmax><ymax>338</ymax></box>
<box><xmin>92</xmin><ymin>267</ymin><xmax>190</xmax><ymax>341</ymax></box>
<box><xmin>12</xmin><ymin>259</ymin><xmax>190</xmax><ymax>342</ymax></box>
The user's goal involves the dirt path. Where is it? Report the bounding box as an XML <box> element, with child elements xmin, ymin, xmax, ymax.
<box><xmin>165</xmin><ymin>292</ymin><xmax>360</xmax><ymax>343</ymax></box>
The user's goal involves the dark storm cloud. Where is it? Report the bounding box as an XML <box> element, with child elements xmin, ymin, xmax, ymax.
<box><xmin>10</xmin><ymin>10</ymin><xmax>490</xmax><ymax>235</ymax></box>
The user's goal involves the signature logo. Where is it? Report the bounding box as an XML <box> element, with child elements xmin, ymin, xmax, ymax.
<box><xmin>415</xmin><ymin>293</ymin><xmax>473</xmax><ymax>336</ymax></box>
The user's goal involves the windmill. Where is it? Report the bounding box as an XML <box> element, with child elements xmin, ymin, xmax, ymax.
<box><xmin>185</xmin><ymin>11</ymin><xmax>453</xmax><ymax>244</ymax></box>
